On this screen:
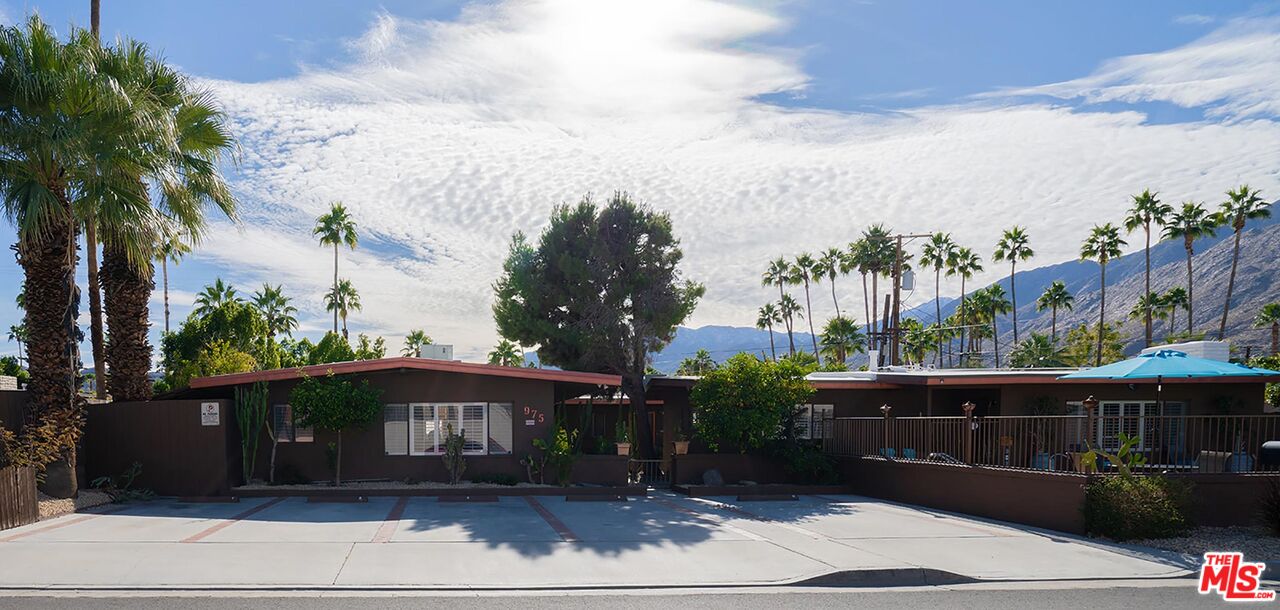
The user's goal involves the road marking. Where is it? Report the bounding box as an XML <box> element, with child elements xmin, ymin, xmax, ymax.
<box><xmin>648</xmin><ymin>497</ymin><xmax>766</xmax><ymax>541</ymax></box>
<box><xmin>371</xmin><ymin>496</ymin><xmax>409</xmax><ymax>543</ymax></box>
<box><xmin>0</xmin><ymin>505</ymin><xmax>130</xmax><ymax>542</ymax></box>
<box><xmin>179</xmin><ymin>497</ymin><xmax>286</xmax><ymax>543</ymax></box>
<box><xmin>523</xmin><ymin>496</ymin><xmax>579</xmax><ymax>542</ymax></box>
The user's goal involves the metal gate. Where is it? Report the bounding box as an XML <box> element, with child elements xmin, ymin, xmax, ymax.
<box><xmin>628</xmin><ymin>459</ymin><xmax>670</xmax><ymax>487</ymax></box>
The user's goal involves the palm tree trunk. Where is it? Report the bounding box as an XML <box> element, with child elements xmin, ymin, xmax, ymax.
<box><xmin>830</xmin><ymin>279</ymin><xmax>840</xmax><ymax>318</ymax></box>
<box><xmin>1185</xmin><ymin>242</ymin><xmax>1195</xmax><ymax>334</ymax></box>
<box><xmin>162</xmin><ymin>258</ymin><xmax>170</xmax><ymax>334</ymax></box>
<box><xmin>1219</xmin><ymin>229</ymin><xmax>1242</xmax><ymax>340</ymax></box>
<box><xmin>861</xmin><ymin>273</ymin><xmax>871</xmax><ymax>339</ymax></box>
<box><xmin>1272</xmin><ymin>323</ymin><xmax>1278</xmax><ymax>357</ymax></box>
<box><xmin>341</xmin><ymin>313</ymin><xmax>349</xmax><ymax>341</ymax></box>
<box><xmin>958</xmin><ymin>276</ymin><xmax>967</xmax><ymax>366</ymax></box>
<box><xmin>766</xmin><ymin>323</ymin><xmax>776</xmax><ymax>360</ymax></box>
<box><xmin>1143</xmin><ymin>225</ymin><xmax>1152</xmax><ymax>347</ymax></box>
<box><xmin>785</xmin><ymin>315</ymin><xmax>795</xmax><ymax>356</ymax></box>
<box><xmin>803</xmin><ymin>280</ymin><xmax>819</xmax><ymax>363</ymax></box>
<box><xmin>1168</xmin><ymin>307</ymin><xmax>1175</xmax><ymax>342</ymax></box>
<box><xmin>1010</xmin><ymin>262</ymin><xmax>1019</xmax><ymax>344</ymax></box>
<box><xmin>871</xmin><ymin>274</ymin><xmax>879</xmax><ymax>342</ymax></box>
<box><xmin>101</xmin><ymin>240</ymin><xmax>154</xmax><ymax>402</ymax></box>
<box><xmin>1051</xmin><ymin>306</ymin><xmax>1058</xmax><ymax>343</ymax></box>
<box><xmin>333</xmin><ymin>244</ymin><xmax>340</xmax><ymax>335</ymax></box>
<box><xmin>1096</xmin><ymin>261</ymin><xmax>1107</xmax><ymax>367</ymax></box>
<box><xmin>934</xmin><ymin>269</ymin><xmax>942</xmax><ymax>367</ymax></box>
<box><xmin>85</xmin><ymin>226</ymin><xmax>106</xmax><ymax>399</ymax></box>
<box><xmin>991</xmin><ymin>310</ymin><xmax>1000</xmax><ymax>367</ymax></box>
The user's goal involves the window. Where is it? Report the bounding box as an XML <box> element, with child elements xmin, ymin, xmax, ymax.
<box><xmin>384</xmin><ymin>404</ymin><xmax>408</xmax><ymax>456</ymax></box>
<box><xmin>272</xmin><ymin>404</ymin><xmax>313</xmax><ymax>443</ymax></box>
<box><xmin>795</xmin><ymin>405</ymin><xmax>812</xmax><ymax>439</ymax></box>
<box><xmin>488</xmin><ymin>403</ymin><xmax>514</xmax><ymax>455</ymax></box>
<box><xmin>1094</xmin><ymin>401</ymin><xmax>1185</xmax><ymax>451</ymax></box>
<box><xmin>796</xmin><ymin>404</ymin><xmax>835</xmax><ymax>440</ymax></box>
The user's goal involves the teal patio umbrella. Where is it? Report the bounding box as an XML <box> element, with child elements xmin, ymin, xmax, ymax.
<box><xmin>1059</xmin><ymin>349</ymin><xmax>1280</xmax><ymax>405</ymax></box>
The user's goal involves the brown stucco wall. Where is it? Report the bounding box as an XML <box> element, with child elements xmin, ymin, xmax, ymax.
<box><xmin>1172</xmin><ymin>473</ymin><xmax>1279</xmax><ymax>527</ymax></box>
<box><xmin>243</xmin><ymin>368</ymin><xmax>564</xmax><ymax>485</ymax></box>
<box><xmin>669</xmin><ymin>453</ymin><xmax>791</xmax><ymax>485</ymax></box>
<box><xmin>997</xmin><ymin>382</ymin><xmax>1266</xmax><ymax>416</ymax></box>
<box><xmin>83</xmin><ymin>400</ymin><xmax>233</xmax><ymax>497</ymax></box>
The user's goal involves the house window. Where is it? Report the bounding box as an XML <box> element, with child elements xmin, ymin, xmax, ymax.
<box><xmin>398</xmin><ymin>403</ymin><xmax>513</xmax><ymax>456</ymax></box>
<box><xmin>273</xmin><ymin>404</ymin><xmax>313</xmax><ymax>443</ymax></box>
<box><xmin>1095</xmin><ymin>401</ymin><xmax>1185</xmax><ymax>451</ymax></box>
<box><xmin>796</xmin><ymin>404</ymin><xmax>835</xmax><ymax>440</ymax></box>
<box><xmin>384</xmin><ymin>404</ymin><xmax>408</xmax><ymax>456</ymax></box>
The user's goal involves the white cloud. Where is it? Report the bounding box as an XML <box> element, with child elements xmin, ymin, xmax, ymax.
<box><xmin>1173</xmin><ymin>14</ymin><xmax>1215</xmax><ymax>26</ymax></box>
<box><xmin>196</xmin><ymin>1</ymin><xmax>1280</xmax><ymax>360</ymax></box>
<box><xmin>991</xmin><ymin>16</ymin><xmax>1280</xmax><ymax>120</ymax></box>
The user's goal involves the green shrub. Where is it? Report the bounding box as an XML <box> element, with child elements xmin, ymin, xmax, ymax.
<box><xmin>470</xmin><ymin>473</ymin><xmax>519</xmax><ymax>486</ymax></box>
<box><xmin>273</xmin><ymin>462</ymin><xmax>309</xmax><ymax>485</ymax></box>
<box><xmin>1084</xmin><ymin>475</ymin><xmax>1192</xmax><ymax>540</ymax></box>
<box><xmin>766</xmin><ymin>441</ymin><xmax>839</xmax><ymax>484</ymax></box>
<box><xmin>1260</xmin><ymin>477</ymin><xmax>1280</xmax><ymax>536</ymax></box>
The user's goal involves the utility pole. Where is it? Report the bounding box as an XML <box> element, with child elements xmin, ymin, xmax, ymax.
<box><xmin>890</xmin><ymin>233</ymin><xmax>931</xmax><ymax>366</ymax></box>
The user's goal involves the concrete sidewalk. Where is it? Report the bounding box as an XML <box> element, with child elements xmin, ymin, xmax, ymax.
<box><xmin>0</xmin><ymin>493</ymin><xmax>1194</xmax><ymax>589</ymax></box>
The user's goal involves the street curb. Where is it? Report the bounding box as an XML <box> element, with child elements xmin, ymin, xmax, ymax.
<box><xmin>792</xmin><ymin>568</ymin><xmax>978</xmax><ymax>587</ymax></box>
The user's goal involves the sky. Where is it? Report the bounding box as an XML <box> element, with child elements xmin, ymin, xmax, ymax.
<box><xmin>1</xmin><ymin>0</ymin><xmax>1279</xmax><ymax>364</ymax></box>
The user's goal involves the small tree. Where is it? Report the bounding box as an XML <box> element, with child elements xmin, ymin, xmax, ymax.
<box><xmin>690</xmin><ymin>353</ymin><xmax>814</xmax><ymax>452</ymax></box>
<box><xmin>442</xmin><ymin>424</ymin><xmax>467</xmax><ymax>484</ymax></box>
<box><xmin>234</xmin><ymin>381</ymin><xmax>270</xmax><ymax>483</ymax></box>
<box><xmin>289</xmin><ymin>373</ymin><xmax>383</xmax><ymax>486</ymax></box>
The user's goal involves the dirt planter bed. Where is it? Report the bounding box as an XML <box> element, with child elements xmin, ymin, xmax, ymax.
<box><xmin>672</xmin><ymin>483</ymin><xmax>851</xmax><ymax>497</ymax></box>
<box><xmin>233</xmin><ymin>484</ymin><xmax>649</xmax><ymax>498</ymax></box>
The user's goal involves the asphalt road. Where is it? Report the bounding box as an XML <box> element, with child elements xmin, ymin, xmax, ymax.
<box><xmin>0</xmin><ymin>584</ymin><xmax>1250</xmax><ymax>610</ymax></box>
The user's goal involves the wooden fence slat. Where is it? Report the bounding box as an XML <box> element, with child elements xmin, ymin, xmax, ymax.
<box><xmin>0</xmin><ymin>465</ymin><xmax>38</xmax><ymax>531</ymax></box>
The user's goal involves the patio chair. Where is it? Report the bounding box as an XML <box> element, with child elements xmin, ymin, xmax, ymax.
<box><xmin>879</xmin><ymin>448</ymin><xmax>896</xmax><ymax>458</ymax></box>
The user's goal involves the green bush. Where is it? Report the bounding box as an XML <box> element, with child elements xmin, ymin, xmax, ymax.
<box><xmin>1084</xmin><ymin>475</ymin><xmax>1192</xmax><ymax>540</ymax></box>
<box><xmin>470</xmin><ymin>473</ymin><xmax>519</xmax><ymax>486</ymax></box>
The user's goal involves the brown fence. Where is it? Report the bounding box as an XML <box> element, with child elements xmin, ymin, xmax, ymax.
<box><xmin>83</xmin><ymin>400</ymin><xmax>233</xmax><ymax>497</ymax></box>
<box><xmin>827</xmin><ymin>411</ymin><xmax>1280</xmax><ymax>474</ymax></box>
<box><xmin>0</xmin><ymin>466</ymin><xmax>38</xmax><ymax>531</ymax></box>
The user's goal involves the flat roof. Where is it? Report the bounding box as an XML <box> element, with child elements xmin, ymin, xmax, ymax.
<box><xmin>188</xmin><ymin>357</ymin><xmax>623</xmax><ymax>389</ymax></box>
<box><xmin>651</xmin><ymin>366</ymin><xmax>1276</xmax><ymax>388</ymax></box>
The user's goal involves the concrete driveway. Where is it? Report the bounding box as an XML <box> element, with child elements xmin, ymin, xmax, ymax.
<box><xmin>0</xmin><ymin>493</ymin><xmax>1194</xmax><ymax>589</ymax></box>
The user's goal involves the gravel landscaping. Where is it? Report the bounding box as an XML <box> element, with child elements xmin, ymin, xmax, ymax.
<box><xmin>36</xmin><ymin>490</ymin><xmax>114</xmax><ymax>520</ymax></box>
<box><xmin>1131</xmin><ymin>526</ymin><xmax>1280</xmax><ymax>560</ymax></box>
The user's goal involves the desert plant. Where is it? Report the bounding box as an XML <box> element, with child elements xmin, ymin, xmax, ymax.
<box><xmin>1083</xmin><ymin>475</ymin><xmax>1192</xmax><ymax>540</ymax></box>
<box><xmin>234</xmin><ymin>382</ymin><xmax>269</xmax><ymax>483</ymax></box>
<box><xmin>533</xmin><ymin>426</ymin><xmax>579</xmax><ymax>486</ymax></box>
<box><xmin>90</xmin><ymin>462</ymin><xmax>155</xmax><ymax>502</ymax></box>
<box><xmin>442</xmin><ymin>424</ymin><xmax>467</xmax><ymax>485</ymax></box>
<box><xmin>519</xmin><ymin>452</ymin><xmax>547</xmax><ymax>485</ymax></box>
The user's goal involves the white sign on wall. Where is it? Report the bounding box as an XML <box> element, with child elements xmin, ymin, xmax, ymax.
<box><xmin>200</xmin><ymin>402</ymin><xmax>220</xmax><ymax>426</ymax></box>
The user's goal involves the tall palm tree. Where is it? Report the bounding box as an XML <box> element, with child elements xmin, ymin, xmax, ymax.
<box><xmin>193</xmin><ymin>278</ymin><xmax>240</xmax><ymax>317</ymax></box>
<box><xmin>755</xmin><ymin>303</ymin><xmax>782</xmax><ymax>361</ymax></box>
<box><xmin>488</xmin><ymin>339</ymin><xmax>524</xmax><ymax>367</ymax></box>
<box><xmin>919</xmin><ymin>232</ymin><xmax>956</xmax><ymax>367</ymax></box>
<box><xmin>1035</xmin><ymin>281</ymin><xmax>1074</xmax><ymax>343</ymax></box>
<box><xmin>7</xmin><ymin>324</ymin><xmax>28</xmax><ymax>365</ymax></box>
<box><xmin>992</xmin><ymin>226</ymin><xmax>1034</xmax><ymax>344</ymax></box>
<box><xmin>814</xmin><ymin>247</ymin><xmax>847</xmax><ymax>317</ymax></box>
<box><xmin>1216</xmin><ymin>186</ymin><xmax>1271</xmax><ymax>340</ymax></box>
<box><xmin>974</xmin><ymin>285</ymin><xmax>1012</xmax><ymax>367</ymax></box>
<box><xmin>401</xmin><ymin>329</ymin><xmax>431</xmax><ymax>357</ymax></box>
<box><xmin>778</xmin><ymin>294</ymin><xmax>804</xmax><ymax>356</ymax></box>
<box><xmin>761</xmin><ymin>257</ymin><xmax>791</xmax><ymax>350</ymax></box>
<box><xmin>324</xmin><ymin>278</ymin><xmax>362</xmax><ymax>340</ymax></box>
<box><xmin>0</xmin><ymin>16</ymin><xmax>138</xmax><ymax>493</ymax></box>
<box><xmin>155</xmin><ymin>229</ymin><xmax>191</xmax><ymax>334</ymax></box>
<box><xmin>847</xmin><ymin>239</ymin><xmax>872</xmax><ymax>340</ymax></box>
<box><xmin>1255</xmin><ymin>303</ymin><xmax>1280</xmax><ymax>356</ymax></box>
<box><xmin>1123</xmin><ymin>189</ymin><xmax>1172</xmax><ymax>347</ymax></box>
<box><xmin>948</xmin><ymin>247</ymin><xmax>983</xmax><ymax>365</ymax></box>
<box><xmin>1162</xmin><ymin>202</ymin><xmax>1218</xmax><ymax>335</ymax></box>
<box><xmin>1161</xmin><ymin>287</ymin><xmax>1189</xmax><ymax>342</ymax></box>
<box><xmin>1007</xmin><ymin>333</ymin><xmax>1067</xmax><ymax>368</ymax></box>
<box><xmin>899</xmin><ymin>319</ymin><xmax>934</xmax><ymax>366</ymax></box>
<box><xmin>84</xmin><ymin>0</ymin><xmax>105</xmax><ymax>399</ymax></box>
<box><xmin>861</xmin><ymin>225</ymin><xmax>895</xmax><ymax>348</ymax></box>
<box><xmin>314</xmin><ymin>202</ymin><xmax>359</xmax><ymax>334</ymax></box>
<box><xmin>819</xmin><ymin>315</ymin><xmax>866</xmax><ymax>365</ymax></box>
<box><xmin>789</xmin><ymin>253</ymin><xmax>821</xmax><ymax>363</ymax></box>
<box><xmin>1129</xmin><ymin>293</ymin><xmax>1168</xmax><ymax>339</ymax></box>
<box><xmin>1081</xmin><ymin>223</ymin><xmax>1127</xmax><ymax>366</ymax></box>
<box><xmin>251</xmin><ymin>284</ymin><xmax>298</xmax><ymax>340</ymax></box>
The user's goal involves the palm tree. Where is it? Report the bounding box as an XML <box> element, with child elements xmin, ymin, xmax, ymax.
<box><xmin>861</xmin><ymin>225</ymin><xmax>895</xmax><ymax>348</ymax></box>
<box><xmin>1256</xmin><ymin>303</ymin><xmax>1280</xmax><ymax>356</ymax></box>
<box><xmin>488</xmin><ymin>339</ymin><xmax>524</xmax><ymax>367</ymax></box>
<box><xmin>976</xmin><ymin>285</ymin><xmax>1012</xmax><ymax>367</ymax></box>
<box><xmin>1080</xmin><ymin>223</ymin><xmax>1127</xmax><ymax>366</ymax></box>
<box><xmin>1008</xmin><ymin>333</ymin><xmax>1067</xmax><ymax>368</ymax></box>
<box><xmin>7</xmin><ymin>324</ymin><xmax>28</xmax><ymax>365</ymax></box>
<box><xmin>314</xmin><ymin>202</ymin><xmax>359</xmax><ymax>335</ymax></box>
<box><xmin>778</xmin><ymin>295</ymin><xmax>804</xmax><ymax>357</ymax></box>
<box><xmin>401</xmin><ymin>329</ymin><xmax>432</xmax><ymax>357</ymax></box>
<box><xmin>1161</xmin><ymin>287</ymin><xmax>1189</xmax><ymax>342</ymax></box>
<box><xmin>324</xmin><ymin>278</ymin><xmax>362</xmax><ymax>340</ymax></box>
<box><xmin>675</xmin><ymin>349</ymin><xmax>717</xmax><ymax>376</ymax></box>
<box><xmin>755</xmin><ymin>303</ymin><xmax>782</xmax><ymax>361</ymax></box>
<box><xmin>1036</xmin><ymin>281</ymin><xmax>1074</xmax><ymax>343</ymax></box>
<box><xmin>251</xmin><ymin>284</ymin><xmax>298</xmax><ymax>340</ymax></box>
<box><xmin>919</xmin><ymin>233</ymin><xmax>956</xmax><ymax>367</ymax></box>
<box><xmin>814</xmin><ymin>247</ymin><xmax>847</xmax><ymax>316</ymax></box>
<box><xmin>848</xmin><ymin>239</ymin><xmax>872</xmax><ymax>340</ymax></box>
<box><xmin>948</xmin><ymin>247</ymin><xmax>983</xmax><ymax>365</ymax></box>
<box><xmin>1129</xmin><ymin>293</ymin><xmax>1168</xmax><ymax>340</ymax></box>
<box><xmin>899</xmin><ymin>319</ymin><xmax>933</xmax><ymax>366</ymax></box>
<box><xmin>1216</xmin><ymin>186</ymin><xmax>1271</xmax><ymax>340</ymax></box>
<box><xmin>789</xmin><ymin>253</ymin><xmax>821</xmax><ymax>363</ymax></box>
<box><xmin>1162</xmin><ymin>202</ymin><xmax>1218</xmax><ymax>335</ymax></box>
<box><xmin>155</xmin><ymin>229</ymin><xmax>191</xmax><ymax>334</ymax></box>
<box><xmin>761</xmin><ymin>257</ymin><xmax>791</xmax><ymax>353</ymax></box>
<box><xmin>819</xmin><ymin>316</ymin><xmax>866</xmax><ymax>365</ymax></box>
<box><xmin>0</xmin><ymin>16</ymin><xmax>139</xmax><ymax>492</ymax></box>
<box><xmin>1123</xmin><ymin>189</ymin><xmax>1172</xmax><ymax>347</ymax></box>
<box><xmin>193</xmin><ymin>278</ymin><xmax>240</xmax><ymax>317</ymax></box>
<box><xmin>992</xmin><ymin>226</ymin><xmax>1034</xmax><ymax>344</ymax></box>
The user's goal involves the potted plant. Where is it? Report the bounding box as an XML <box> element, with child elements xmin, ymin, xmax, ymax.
<box><xmin>615</xmin><ymin>418</ymin><xmax>632</xmax><ymax>456</ymax></box>
<box><xmin>672</xmin><ymin>423</ymin><xmax>690</xmax><ymax>455</ymax></box>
